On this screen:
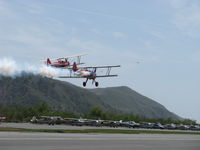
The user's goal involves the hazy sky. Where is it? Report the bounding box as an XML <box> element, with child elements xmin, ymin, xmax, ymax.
<box><xmin>0</xmin><ymin>0</ymin><xmax>200</xmax><ymax>122</ymax></box>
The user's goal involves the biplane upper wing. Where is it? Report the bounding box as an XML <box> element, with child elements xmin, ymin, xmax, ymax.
<box><xmin>59</xmin><ymin>53</ymin><xmax>87</xmax><ymax>60</ymax></box>
<box><xmin>79</xmin><ymin>65</ymin><xmax>121</xmax><ymax>69</ymax></box>
<box><xmin>40</xmin><ymin>53</ymin><xmax>87</xmax><ymax>62</ymax></box>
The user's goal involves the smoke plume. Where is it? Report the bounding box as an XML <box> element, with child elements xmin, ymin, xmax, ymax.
<box><xmin>38</xmin><ymin>65</ymin><xmax>59</xmax><ymax>78</ymax></box>
<box><xmin>0</xmin><ymin>58</ymin><xmax>64</xmax><ymax>78</ymax></box>
<box><xmin>0</xmin><ymin>58</ymin><xmax>17</xmax><ymax>76</ymax></box>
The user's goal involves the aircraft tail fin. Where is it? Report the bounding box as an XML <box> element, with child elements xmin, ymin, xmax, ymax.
<box><xmin>47</xmin><ymin>58</ymin><xmax>51</xmax><ymax>65</ymax></box>
<box><xmin>72</xmin><ymin>62</ymin><xmax>78</xmax><ymax>71</ymax></box>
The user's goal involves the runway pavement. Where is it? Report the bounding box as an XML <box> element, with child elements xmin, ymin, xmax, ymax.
<box><xmin>0</xmin><ymin>132</ymin><xmax>200</xmax><ymax>150</ymax></box>
<box><xmin>0</xmin><ymin>123</ymin><xmax>199</xmax><ymax>133</ymax></box>
<box><xmin>0</xmin><ymin>122</ymin><xmax>102</xmax><ymax>130</ymax></box>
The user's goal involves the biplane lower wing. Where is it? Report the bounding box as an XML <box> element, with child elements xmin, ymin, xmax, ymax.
<box><xmin>59</xmin><ymin>75</ymin><xmax>118</xmax><ymax>78</ymax></box>
<box><xmin>95</xmin><ymin>75</ymin><xmax>118</xmax><ymax>77</ymax></box>
<box><xmin>55</xmin><ymin>63</ymin><xmax>85</xmax><ymax>68</ymax></box>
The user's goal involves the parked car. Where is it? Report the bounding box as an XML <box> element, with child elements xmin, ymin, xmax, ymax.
<box><xmin>164</xmin><ymin>123</ymin><xmax>176</xmax><ymax>130</ymax></box>
<box><xmin>189</xmin><ymin>125</ymin><xmax>200</xmax><ymax>131</ymax></box>
<box><xmin>152</xmin><ymin>123</ymin><xmax>164</xmax><ymax>129</ymax></box>
<box><xmin>176</xmin><ymin>124</ymin><xmax>189</xmax><ymax>130</ymax></box>
<box><xmin>139</xmin><ymin>122</ymin><xmax>154</xmax><ymax>129</ymax></box>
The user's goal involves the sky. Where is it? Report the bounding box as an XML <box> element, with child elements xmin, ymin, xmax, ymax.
<box><xmin>0</xmin><ymin>0</ymin><xmax>200</xmax><ymax>122</ymax></box>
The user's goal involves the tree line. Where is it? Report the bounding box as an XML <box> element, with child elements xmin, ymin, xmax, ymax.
<box><xmin>0</xmin><ymin>103</ymin><xmax>197</xmax><ymax>125</ymax></box>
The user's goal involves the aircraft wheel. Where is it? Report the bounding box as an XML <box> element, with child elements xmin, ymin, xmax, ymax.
<box><xmin>83</xmin><ymin>82</ymin><xmax>86</xmax><ymax>87</ymax></box>
<box><xmin>95</xmin><ymin>82</ymin><xmax>99</xmax><ymax>87</ymax></box>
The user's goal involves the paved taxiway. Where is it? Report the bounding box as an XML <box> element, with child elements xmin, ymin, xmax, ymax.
<box><xmin>0</xmin><ymin>122</ymin><xmax>106</xmax><ymax>130</ymax></box>
<box><xmin>1</xmin><ymin>123</ymin><xmax>200</xmax><ymax>133</ymax></box>
<box><xmin>0</xmin><ymin>132</ymin><xmax>199</xmax><ymax>150</ymax></box>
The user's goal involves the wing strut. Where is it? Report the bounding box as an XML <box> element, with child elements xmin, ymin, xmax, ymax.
<box><xmin>106</xmin><ymin>67</ymin><xmax>111</xmax><ymax>76</ymax></box>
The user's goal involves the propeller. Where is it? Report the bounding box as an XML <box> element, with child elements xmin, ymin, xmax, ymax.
<box><xmin>91</xmin><ymin>68</ymin><xmax>97</xmax><ymax>77</ymax></box>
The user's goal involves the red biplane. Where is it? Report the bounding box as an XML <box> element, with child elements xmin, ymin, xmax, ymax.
<box><xmin>40</xmin><ymin>54</ymin><xmax>86</xmax><ymax>68</ymax></box>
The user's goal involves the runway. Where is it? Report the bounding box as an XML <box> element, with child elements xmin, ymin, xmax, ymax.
<box><xmin>0</xmin><ymin>132</ymin><xmax>199</xmax><ymax>150</ymax></box>
<box><xmin>0</xmin><ymin>123</ymin><xmax>199</xmax><ymax>133</ymax></box>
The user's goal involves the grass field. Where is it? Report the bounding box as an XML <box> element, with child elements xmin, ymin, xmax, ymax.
<box><xmin>0</xmin><ymin>127</ymin><xmax>200</xmax><ymax>135</ymax></box>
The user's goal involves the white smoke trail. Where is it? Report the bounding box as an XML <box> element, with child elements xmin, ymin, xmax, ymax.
<box><xmin>38</xmin><ymin>65</ymin><xmax>59</xmax><ymax>78</ymax></box>
<box><xmin>0</xmin><ymin>58</ymin><xmax>66</xmax><ymax>78</ymax></box>
<box><xmin>0</xmin><ymin>58</ymin><xmax>17</xmax><ymax>76</ymax></box>
<box><xmin>23</xmin><ymin>63</ymin><xmax>38</xmax><ymax>74</ymax></box>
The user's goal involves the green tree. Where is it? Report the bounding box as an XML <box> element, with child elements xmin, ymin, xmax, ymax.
<box><xmin>89</xmin><ymin>107</ymin><xmax>103</xmax><ymax>119</ymax></box>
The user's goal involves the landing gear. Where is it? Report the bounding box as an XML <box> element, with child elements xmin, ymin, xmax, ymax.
<box><xmin>92</xmin><ymin>79</ymin><xmax>99</xmax><ymax>87</ymax></box>
<box><xmin>82</xmin><ymin>78</ymin><xmax>99</xmax><ymax>87</ymax></box>
<box><xmin>83</xmin><ymin>78</ymin><xmax>88</xmax><ymax>87</ymax></box>
<box><xmin>95</xmin><ymin>82</ymin><xmax>99</xmax><ymax>87</ymax></box>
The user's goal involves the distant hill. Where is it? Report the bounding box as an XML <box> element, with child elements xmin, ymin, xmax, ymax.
<box><xmin>90</xmin><ymin>87</ymin><xmax>180</xmax><ymax>119</ymax></box>
<box><xmin>0</xmin><ymin>74</ymin><xmax>180</xmax><ymax>119</ymax></box>
<box><xmin>0</xmin><ymin>74</ymin><xmax>111</xmax><ymax>114</ymax></box>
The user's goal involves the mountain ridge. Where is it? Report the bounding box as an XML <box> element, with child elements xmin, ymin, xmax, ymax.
<box><xmin>90</xmin><ymin>86</ymin><xmax>180</xmax><ymax>119</ymax></box>
<box><xmin>0</xmin><ymin>74</ymin><xmax>180</xmax><ymax>119</ymax></box>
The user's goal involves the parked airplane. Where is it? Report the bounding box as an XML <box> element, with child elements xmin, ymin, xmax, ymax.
<box><xmin>59</xmin><ymin>62</ymin><xmax>120</xmax><ymax>87</ymax></box>
<box><xmin>30</xmin><ymin>116</ymin><xmax>64</xmax><ymax>125</ymax></box>
<box><xmin>40</xmin><ymin>54</ymin><xmax>87</xmax><ymax>68</ymax></box>
<box><xmin>0</xmin><ymin>116</ymin><xmax>6</xmax><ymax>122</ymax></box>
